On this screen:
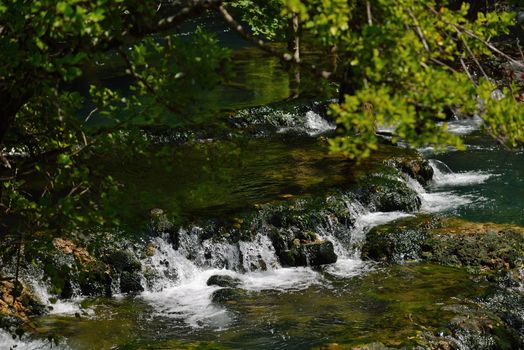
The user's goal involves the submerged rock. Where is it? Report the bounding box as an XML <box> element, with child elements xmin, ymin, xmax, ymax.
<box><xmin>211</xmin><ymin>288</ymin><xmax>244</xmax><ymax>304</ymax></box>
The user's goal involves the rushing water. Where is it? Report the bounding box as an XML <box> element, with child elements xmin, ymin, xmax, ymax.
<box><xmin>6</xmin><ymin>118</ymin><xmax>511</xmax><ymax>349</ymax></box>
<box><xmin>3</xmin><ymin>36</ymin><xmax>523</xmax><ymax>349</ymax></box>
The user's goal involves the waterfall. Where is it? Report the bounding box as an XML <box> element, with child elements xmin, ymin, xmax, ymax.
<box><xmin>8</xmin><ymin>157</ymin><xmax>493</xmax><ymax>333</ymax></box>
<box><xmin>429</xmin><ymin>159</ymin><xmax>493</xmax><ymax>187</ymax></box>
<box><xmin>0</xmin><ymin>328</ymin><xmax>70</xmax><ymax>350</ymax></box>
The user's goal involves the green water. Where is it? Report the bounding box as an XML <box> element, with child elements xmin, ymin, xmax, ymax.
<box><xmin>430</xmin><ymin>136</ymin><xmax>524</xmax><ymax>226</ymax></box>
<box><xmin>102</xmin><ymin>137</ymin><xmax>412</xmax><ymax>227</ymax></box>
<box><xmin>15</xmin><ymin>40</ymin><xmax>524</xmax><ymax>350</ymax></box>
<box><xmin>34</xmin><ymin>264</ymin><xmax>487</xmax><ymax>350</ymax></box>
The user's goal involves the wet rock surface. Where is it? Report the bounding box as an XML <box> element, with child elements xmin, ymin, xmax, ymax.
<box><xmin>278</xmin><ymin>240</ymin><xmax>337</xmax><ymax>267</ymax></box>
<box><xmin>355</xmin><ymin>167</ymin><xmax>422</xmax><ymax>213</ymax></box>
<box><xmin>363</xmin><ymin>217</ymin><xmax>524</xmax><ymax>271</ymax></box>
<box><xmin>207</xmin><ymin>275</ymin><xmax>242</xmax><ymax>288</ymax></box>
<box><xmin>211</xmin><ymin>287</ymin><xmax>245</xmax><ymax>304</ymax></box>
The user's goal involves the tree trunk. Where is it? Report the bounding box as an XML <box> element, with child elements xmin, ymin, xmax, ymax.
<box><xmin>0</xmin><ymin>87</ymin><xmax>31</xmax><ymax>146</ymax></box>
<box><xmin>289</xmin><ymin>12</ymin><xmax>301</xmax><ymax>99</ymax></box>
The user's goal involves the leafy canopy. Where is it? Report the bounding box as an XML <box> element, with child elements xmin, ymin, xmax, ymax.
<box><xmin>0</xmin><ymin>0</ymin><xmax>522</xmax><ymax>245</ymax></box>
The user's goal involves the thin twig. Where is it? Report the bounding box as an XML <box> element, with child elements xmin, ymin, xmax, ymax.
<box><xmin>430</xmin><ymin>57</ymin><xmax>459</xmax><ymax>73</ymax></box>
<box><xmin>460</xmin><ymin>57</ymin><xmax>477</xmax><ymax>86</ymax></box>
<box><xmin>366</xmin><ymin>1</ymin><xmax>373</xmax><ymax>26</ymax></box>
<box><xmin>456</xmin><ymin>29</ymin><xmax>490</xmax><ymax>80</ymax></box>
<box><xmin>407</xmin><ymin>8</ymin><xmax>430</xmax><ymax>53</ymax></box>
<box><xmin>426</xmin><ymin>5</ymin><xmax>523</xmax><ymax>67</ymax></box>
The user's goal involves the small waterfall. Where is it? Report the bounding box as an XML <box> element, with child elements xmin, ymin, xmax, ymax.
<box><xmin>430</xmin><ymin>159</ymin><xmax>453</xmax><ymax>175</ymax></box>
<box><xmin>303</xmin><ymin>110</ymin><xmax>336</xmax><ymax>136</ymax></box>
<box><xmin>276</xmin><ymin>110</ymin><xmax>335</xmax><ymax>136</ymax></box>
<box><xmin>16</xmin><ymin>266</ymin><xmax>84</xmax><ymax>316</ymax></box>
<box><xmin>403</xmin><ymin>174</ymin><xmax>471</xmax><ymax>213</ymax></box>
<box><xmin>142</xmin><ymin>236</ymin><xmax>200</xmax><ymax>292</ymax></box>
<box><xmin>403</xmin><ymin>159</ymin><xmax>493</xmax><ymax>213</ymax></box>
<box><xmin>429</xmin><ymin>159</ymin><xmax>493</xmax><ymax>187</ymax></box>
<box><xmin>317</xmin><ymin>195</ymin><xmax>414</xmax><ymax>278</ymax></box>
<box><xmin>238</xmin><ymin>233</ymin><xmax>280</xmax><ymax>271</ymax></box>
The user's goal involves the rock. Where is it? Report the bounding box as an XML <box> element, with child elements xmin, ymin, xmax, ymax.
<box><xmin>150</xmin><ymin>208</ymin><xmax>179</xmax><ymax>248</ymax></box>
<box><xmin>78</xmin><ymin>270</ymin><xmax>111</xmax><ymax>297</ymax></box>
<box><xmin>362</xmin><ymin>214</ymin><xmax>438</xmax><ymax>263</ymax></box>
<box><xmin>206</xmin><ymin>275</ymin><xmax>242</xmax><ymax>288</ymax></box>
<box><xmin>357</xmin><ymin>168</ymin><xmax>422</xmax><ymax>212</ymax></box>
<box><xmin>211</xmin><ymin>288</ymin><xmax>244</xmax><ymax>304</ymax></box>
<box><xmin>278</xmin><ymin>240</ymin><xmax>337</xmax><ymax>267</ymax></box>
<box><xmin>386</xmin><ymin>156</ymin><xmax>434</xmax><ymax>186</ymax></box>
<box><xmin>103</xmin><ymin>250</ymin><xmax>141</xmax><ymax>273</ymax></box>
<box><xmin>425</xmin><ymin>219</ymin><xmax>524</xmax><ymax>270</ymax></box>
<box><xmin>120</xmin><ymin>272</ymin><xmax>144</xmax><ymax>294</ymax></box>
<box><xmin>362</xmin><ymin>216</ymin><xmax>524</xmax><ymax>272</ymax></box>
<box><xmin>0</xmin><ymin>279</ymin><xmax>45</xmax><ymax>322</ymax></box>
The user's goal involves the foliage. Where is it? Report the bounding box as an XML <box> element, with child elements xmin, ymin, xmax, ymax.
<box><xmin>0</xmin><ymin>0</ymin><xmax>523</xmax><ymax>274</ymax></box>
<box><xmin>228</xmin><ymin>0</ymin><xmax>286</xmax><ymax>40</ymax></box>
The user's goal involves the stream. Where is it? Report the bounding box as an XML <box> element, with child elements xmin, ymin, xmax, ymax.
<box><xmin>2</xmin><ymin>106</ymin><xmax>521</xmax><ymax>350</ymax></box>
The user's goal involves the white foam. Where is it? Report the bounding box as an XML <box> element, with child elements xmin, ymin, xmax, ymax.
<box><xmin>430</xmin><ymin>160</ymin><xmax>493</xmax><ymax>187</ymax></box>
<box><xmin>303</xmin><ymin>110</ymin><xmax>336</xmax><ymax>136</ymax></box>
<box><xmin>357</xmin><ymin>211</ymin><xmax>415</xmax><ymax>228</ymax></box>
<box><xmin>239</xmin><ymin>267</ymin><xmax>322</xmax><ymax>291</ymax></box>
<box><xmin>403</xmin><ymin>167</ymin><xmax>481</xmax><ymax>213</ymax></box>
<box><xmin>141</xmin><ymin>268</ymin><xmax>232</xmax><ymax>329</ymax></box>
<box><xmin>141</xmin><ymin>265</ymin><xmax>322</xmax><ymax>329</ymax></box>
<box><xmin>239</xmin><ymin>233</ymin><xmax>280</xmax><ymax>271</ymax></box>
<box><xmin>140</xmin><ymin>233</ymin><xmax>321</xmax><ymax>328</ymax></box>
<box><xmin>278</xmin><ymin>110</ymin><xmax>335</xmax><ymax>136</ymax></box>
<box><xmin>323</xmin><ymin>258</ymin><xmax>371</xmax><ymax>279</ymax></box>
<box><xmin>420</xmin><ymin>192</ymin><xmax>473</xmax><ymax>212</ymax></box>
<box><xmin>443</xmin><ymin>116</ymin><xmax>483</xmax><ymax>135</ymax></box>
<box><xmin>25</xmin><ymin>271</ymin><xmax>82</xmax><ymax>316</ymax></box>
<box><xmin>0</xmin><ymin>328</ymin><xmax>70</xmax><ymax>350</ymax></box>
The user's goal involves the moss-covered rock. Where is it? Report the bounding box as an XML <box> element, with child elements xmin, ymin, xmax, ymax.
<box><xmin>211</xmin><ymin>288</ymin><xmax>245</xmax><ymax>304</ymax></box>
<box><xmin>206</xmin><ymin>275</ymin><xmax>242</xmax><ymax>288</ymax></box>
<box><xmin>102</xmin><ymin>250</ymin><xmax>141</xmax><ymax>273</ymax></box>
<box><xmin>149</xmin><ymin>208</ymin><xmax>179</xmax><ymax>249</ymax></box>
<box><xmin>355</xmin><ymin>167</ymin><xmax>421</xmax><ymax>213</ymax></box>
<box><xmin>278</xmin><ymin>240</ymin><xmax>337</xmax><ymax>267</ymax></box>
<box><xmin>119</xmin><ymin>271</ymin><xmax>144</xmax><ymax>294</ymax></box>
<box><xmin>362</xmin><ymin>215</ymin><xmax>440</xmax><ymax>263</ymax></box>
<box><xmin>363</xmin><ymin>217</ymin><xmax>524</xmax><ymax>273</ymax></box>
<box><xmin>386</xmin><ymin>155</ymin><xmax>434</xmax><ymax>186</ymax></box>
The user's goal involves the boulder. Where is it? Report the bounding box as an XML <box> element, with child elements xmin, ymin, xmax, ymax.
<box><xmin>278</xmin><ymin>240</ymin><xmax>337</xmax><ymax>267</ymax></box>
<box><xmin>355</xmin><ymin>167</ymin><xmax>422</xmax><ymax>213</ymax></box>
<box><xmin>120</xmin><ymin>272</ymin><xmax>144</xmax><ymax>294</ymax></box>
<box><xmin>102</xmin><ymin>250</ymin><xmax>141</xmax><ymax>273</ymax></box>
<box><xmin>362</xmin><ymin>216</ymin><xmax>524</xmax><ymax>272</ymax></box>
<box><xmin>206</xmin><ymin>275</ymin><xmax>242</xmax><ymax>288</ymax></box>
<box><xmin>386</xmin><ymin>156</ymin><xmax>434</xmax><ymax>186</ymax></box>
